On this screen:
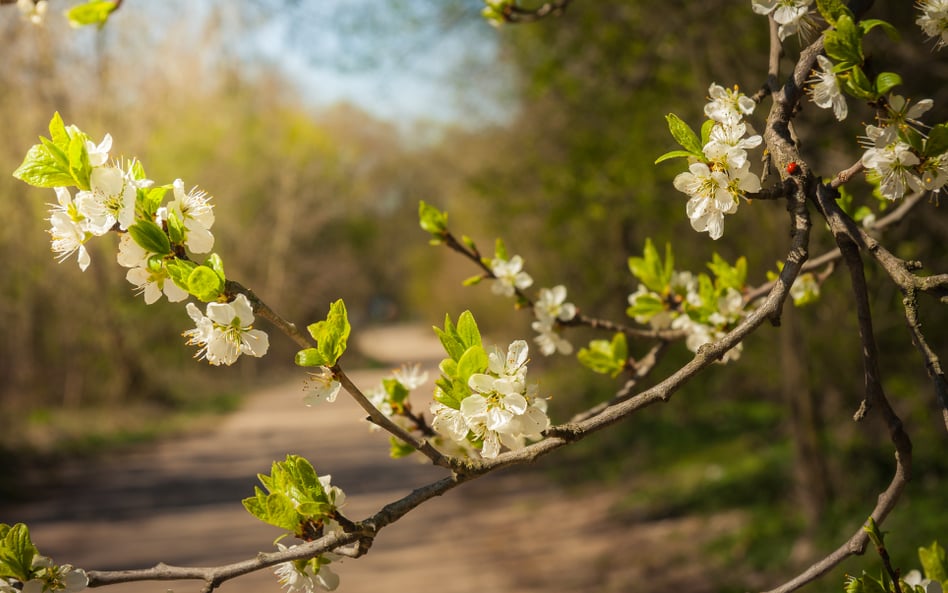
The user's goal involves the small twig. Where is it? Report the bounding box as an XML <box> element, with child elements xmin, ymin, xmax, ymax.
<box><xmin>333</xmin><ymin>366</ymin><xmax>454</xmax><ymax>469</ymax></box>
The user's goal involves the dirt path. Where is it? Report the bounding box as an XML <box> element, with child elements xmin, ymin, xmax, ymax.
<box><xmin>1</xmin><ymin>324</ymin><xmax>746</xmax><ymax>593</ymax></box>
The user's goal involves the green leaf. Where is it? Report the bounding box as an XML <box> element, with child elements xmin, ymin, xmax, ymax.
<box><xmin>493</xmin><ymin>237</ymin><xmax>508</xmax><ymax>261</ymax></box>
<box><xmin>700</xmin><ymin>119</ymin><xmax>716</xmax><ymax>146</ymax></box>
<box><xmin>140</xmin><ymin>185</ymin><xmax>169</xmax><ymax>219</ymax></box>
<box><xmin>626</xmin><ymin>292</ymin><xmax>665</xmax><ymax>320</ymax></box>
<box><xmin>389</xmin><ymin>436</ymin><xmax>417</xmax><ymax>459</ymax></box>
<box><xmin>455</xmin><ymin>310</ymin><xmax>482</xmax><ymax>350</ymax></box>
<box><xmin>434</xmin><ymin>314</ymin><xmax>466</xmax><ymax>361</ymax></box>
<box><xmin>860</xmin><ymin>18</ymin><xmax>899</xmax><ymax>40</ymax></box>
<box><xmin>924</xmin><ymin>123</ymin><xmax>948</xmax><ymax>158</ymax></box>
<box><xmin>664</xmin><ymin>113</ymin><xmax>703</xmax><ymax>156</ymax></box>
<box><xmin>166</xmin><ymin>212</ymin><xmax>186</xmax><ymax>245</ymax></box>
<box><xmin>48</xmin><ymin>112</ymin><xmax>69</xmax><ymax>146</ymax></box>
<box><xmin>707</xmin><ymin>253</ymin><xmax>747</xmax><ymax>290</ymax></box>
<box><xmin>824</xmin><ymin>15</ymin><xmax>863</xmax><ymax>69</ymax></box>
<box><xmin>12</xmin><ymin>143</ymin><xmax>75</xmax><ymax>188</ymax></box>
<box><xmin>383</xmin><ymin>378</ymin><xmax>410</xmax><ymax>404</ymax></box>
<box><xmin>418</xmin><ymin>200</ymin><xmax>448</xmax><ymax>235</ymax></box>
<box><xmin>841</xmin><ymin>66</ymin><xmax>876</xmax><ymax>101</ymax></box>
<box><xmin>0</xmin><ymin>523</ymin><xmax>39</xmax><ymax>582</ymax></box>
<box><xmin>457</xmin><ymin>345</ymin><xmax>488</xmax><ymax>383</ymax></box>
<box><xmin>874</xmin><ymin>72</ymin><xmax>902</xmax><ymax>97</ymax></box>
<box><xmin>305</xmin><ymin>300</ymin><xmax>351</xmax><ymax>367</ymax></box>
<box><xmin>815</xmin><ymin>0</ymin><xmax>849</xmax><ymax>26</ymax></box>
<box><xmin>264</xmin><ymin>493</ymin><xmax>303</xmax><ymax>531</ymax></box>
<box><xmin>918</xmin><ymin>541</ymin><xmax>947</xmax><ymax>584</ymax></box>
<box><xmin>462</xmin><ymin>274</ymin><xmax>484</xmax><ymax>286</ymax></box>
<box><xmin>577</xmin><ymin>333</ymin><xmax>628</xmax><ymax>377</ymax></box>
<box><xmin>654</xmin><ymin>149</ymin><xmax>697</xmax><ymax>164</ymax></box>
<box><xmin>67</xmin><ymin>132</ymin><xmax>91</xmax><ymax>189</ymax></box>
<box><xmin>65</xmin><ymin>0</ymin><xmax>118</xmax><ymax>28</ymax></box>
<box><xmin>187</xmin><ymin>265</ymin><xmax>225</xmax><ymax>302</ymax></box>
<box><xmin>165</xmin><ymin>258</ymin><xmax>197</xmax><ymax>291</ymax></box>
<box><xmin>628</xmin><ymin>239</ymin><xmax>673</xmax><ymax>293</ymax></box>
<box><xmin>205</xmin><ymin>253</ymin><xmax>226</xmax><ymax>281</ymax></box>
<box><xmin>128</xmin><ymin>220</ymin><xmax>172</xmax><ymax>255</ymax></box>
<box><xmin>295</xmin><ymin>347</ymin><xmax>328</xmax><ymax>368</ymax></box>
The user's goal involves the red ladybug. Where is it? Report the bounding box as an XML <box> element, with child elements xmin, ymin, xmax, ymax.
<box><xmin>786</xmin><ymin>161</ymin><xmax>800</xmax><ymax>175</ymax></box>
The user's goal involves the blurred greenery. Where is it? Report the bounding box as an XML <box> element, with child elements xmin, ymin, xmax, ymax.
<box><xmin>1</xmin><ymin>2</ymin><xmax>946</xmax><ymax>591</ymax></box>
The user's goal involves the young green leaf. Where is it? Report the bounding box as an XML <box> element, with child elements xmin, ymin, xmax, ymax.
<box><xmin>815</xmin><ymin>0</ymin><xmax>848</xmax><ymax>26</ymax></box>
<box><xmin>205</xmin><ymin>253</ymin><xmax>226</xmax><ymax>281</ymax></box>
<box><xmin>456</xmin><ymin>345</ymin><xmax>488</xmax><ymax>383</ymax></box>
<box><xmin>654</xmin><ymin>149</ymin><xmax>697</xmax><ymax>165</ymax></box>
<box><xmin>128</xmin><ymin>220</ymin><xmax>173</xmax><ymax>255</ymax></box>
<box><xmin>924</xmin><ymin>123</ymin><xmax>948</xmax><ymax>158</ymax></box>
<box><xmin>0</xmin><ymin>523</ymin><xmax>39</xmax><ymax>582</ymax></box>
<box><xmin>295</xmin><ymin>348</ymin><xmax>329</xmax><ymax>368</ymax></box>
<box><xmin>664</xmin><ymin>113</ymin><xmax>704</xmax><ymax>157</ymax></box>
<box><xmin>918</xmin><ymin>541</ymin><xmax>947</xmax><ymax>585</ymax></box>
<box><xmin>65</xmin><ymin>0</ymin><xmax>118</xmax><ymax>28</ymax></box>
<box><xmin>824</xmin><ymin>15</ymin><xmax>863</xmax><ymax>69</ymax></box>
<box><xmin>577</xmin><ymin>333</ymin><xmax>628</xmax><ymax>377</ymax></box>
<box><xmin>305</xmin><ymin>299</ymin><xmax>351</xmax><ymax>367</ymax></box>
<box><xmin>165</xmin><ymin>258</ymin><xmax>197</xmax><ymax>291</ymax></box>
<box><xmin>874</xmin><ymin>72</ymin><xmax>902</xmax><ymax>97</ymax></box>
<box><xmin>12</xmin><ymin>143</ymin><xmax>75</xmax><ymax>188</ymax></box>
<box><xmin>187</xmin><ymin>265</ymin><xmax>225</xmax><ymax>302</ymax></box>
<box><xmin>418</xmin><ymin>200</ymin><xmax>448</xmax><ymax>235</ymax></box>
<box><xmin>455</xmin><ymin>310</ymin><xmax>482</xmax><ymax>350</ymax></box>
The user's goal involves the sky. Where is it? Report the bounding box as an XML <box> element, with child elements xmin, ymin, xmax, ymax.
<box><xmin>245</xmin><ymin>1</ymin><xmax>516</xmax><ymax>128</ymax></box>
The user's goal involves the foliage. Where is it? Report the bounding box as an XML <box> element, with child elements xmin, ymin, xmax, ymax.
<box><xmin>2</xmin><ymin>2</ymin><xmax>948</xmax><ymax>593</ymax></box>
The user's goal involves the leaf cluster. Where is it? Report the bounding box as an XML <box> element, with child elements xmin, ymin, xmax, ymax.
<box><xmin>295</xmin><ymin>299</ymin><xmax>351</xmax><ymax>368</ymax></box>
<box><xmin>432</xmin><ymin>311</ymin><xmax>488</xmax><ymax>409</ymax></box>
<box><xmin>241</xmin><ymin>455</ymin><xmax>340</xmax><ymax>540</ymax></box>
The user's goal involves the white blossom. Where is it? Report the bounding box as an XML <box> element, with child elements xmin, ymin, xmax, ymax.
<box><xmin>85</xmin><ymin>134</ymin><xmax>112</xmax><ymax>167</ymax></box>
<box><xmin>861</xmin><ymin>139</ymin><xmax>924</xmax><ymax>201</ymax></box>
<box><xmin>168</xmin><ymin>178</ymin><xmax>215</xmax><ymax>253</ymax></box>
<box><xmin>532</xmin><ymin>320</ymin><xmax>573</xmax><ymax>356</ymax></box>
<box><xmin>273</xmin><ymin>545</ymin><xmax>340</xmax><ymax>593</ymax></box>
<box><xmin>47</xmin><ymin>187</ymin><xmax>92</xmax><ymax>271</ymax></box>
<box><xmin>183</xmin><ymin>294</ymin><xmax>269</xmax><ymax>365</ymax></box>
<box><xmin>752</xmin><ymin>0</ymin><xmax>815</xmax><ymax>40</ymax></box>
<box><xmin>392</xmin><ymin>363</ymin><xmax>429</xmax><ymax>390</ymax></box>
<box><xmin>430</xmin><ymin>340</ymin><xmax>549</xmax><ymax>458</ymax></box>
<box><xmin>534</xmin><ymin>285</ymin><xmax>577</xmax><ymax>324</ymax></box>
<box><xmin>303</xmin><ymin>366</ymin><xmax>342</xmax><ymax>405</ymax></box>
<box><xmin>675</xmin><ymin>162</ymin><xmax>737</xmax><ymax>240</ymax></box>
<box><xmin>116</xmin><ymin>234</ymin><xmax>187</xmax><ymax>304</ymax></box>
<box><xmin>917</xmin><ymin>0</ymin><xmax>948</xmax><ymax>49</ymax></box>
<box><xmin>704</xmin><ymin>83</ymin><xmax>756</xmax><ymax>124</ymax></box>
<box><xmin>809</xmin><ymin>55</ymin><xmax>848</xmax><ymax>121</ymax></box>
<box><xmin>490</xmin><ymin>255</ymin><xmax>533</xmax><ymax>297</ymax></box>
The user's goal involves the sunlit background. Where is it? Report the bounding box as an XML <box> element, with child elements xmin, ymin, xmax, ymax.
<box><xmin>1</xmin><ymin>2</ymin><xmax>946</xmax><ymax>592</ymax></box>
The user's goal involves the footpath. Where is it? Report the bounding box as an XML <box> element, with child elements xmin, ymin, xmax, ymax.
<box><xmin>1</xmin><ymin>323</ymin><xmax>741</xmax><ymax>593</ymax></box>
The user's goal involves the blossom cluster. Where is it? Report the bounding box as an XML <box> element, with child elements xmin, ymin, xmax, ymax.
<box><xmin>917</xmin><ymin>0</ymin><xmax>948</xmax><ymax>49</ymax></box>
<box><xmin>489</xmin><ymin>253</ymin><xmax>577</xmax><ymax>355</ymax></box>
<box><xmin>16</xmin><ymin>116</ymin><xmax>270</xmax><ymax>367</ymax></box>
<box><xmin>431</xmin><ymin>340</ymin><xmax>549</xmax><ymax>458</ymax></box>
<box><xmin>861</xmin><ymin>95</ymin><xmax>948</xmax><ymax>201</ymax></box>
<box><xmin>751</xmin><ymin>0</ymin><xmax>814</xmax><ymax>40</ymax></box>
<box><xmin>0</xmin><ymin>557</ymin><xmax>87</xmax><ymax>593</ymax></box>
<box><xmin>274</xmin><ymin>545</ymin><xmax>340</xmax><ymax>593</ymax></box>
<box><xmin>672</xmin><ymin>84</ymin><xmax>762</xmax><ymax>240</ymax></box>
<box><xmin>627</xmin><ymin>244</ymin><xmax>751</xmax><ymax>363</ymax></box>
